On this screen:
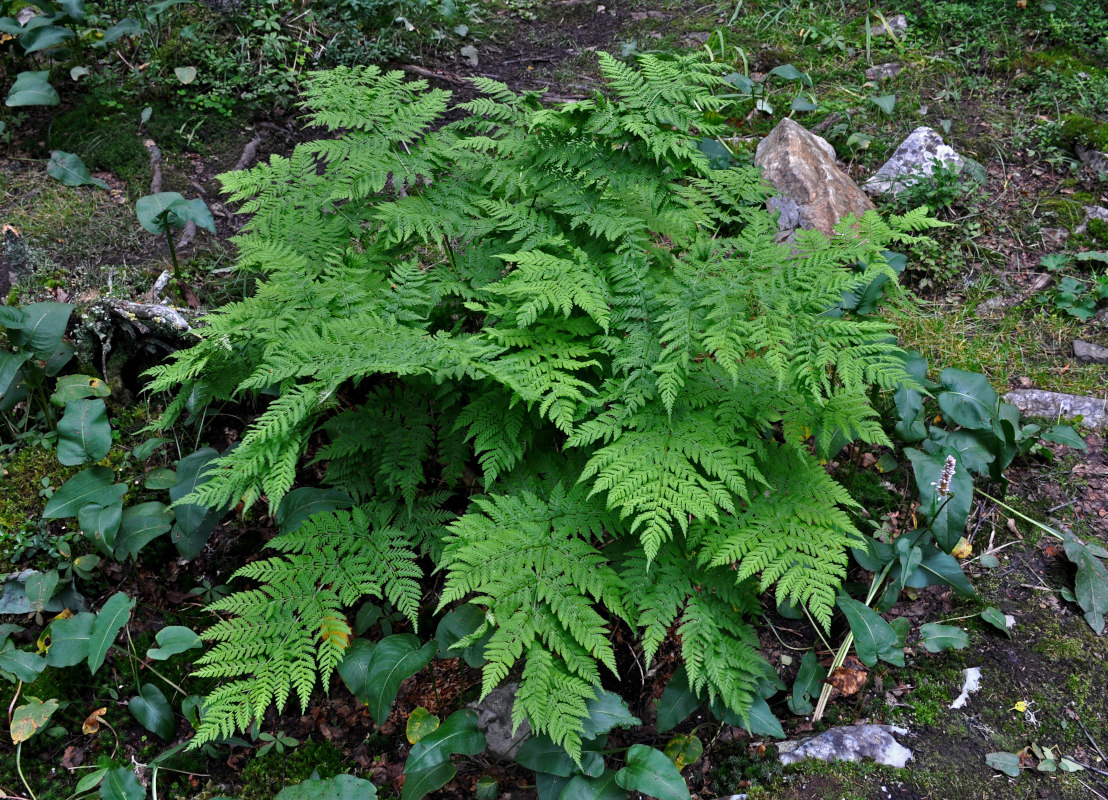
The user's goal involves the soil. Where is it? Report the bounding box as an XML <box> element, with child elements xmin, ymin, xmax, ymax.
<box><xmin>1</xmin><ymin>0</ymin><xmax>1107</xmax><ymax>799</ymax></box>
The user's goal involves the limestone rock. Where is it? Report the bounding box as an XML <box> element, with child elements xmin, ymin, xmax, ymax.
<box><xmin>1075</xmin><ymin>205</ymin><xmax>1108</xmax><ymax>235</ymax></box>
<box><xmin>864</xmin><ymin>127</ymin><xmax>966</xmax><ymax>196</ymax></box>
<box><xmin>865</xmin><ymin>62</ymin><xmax>903</xmax><ymax>81</ymax></box>
<box><xmin>1004</xmin><ymin>389</ymin><xmax>1108</xmax><ymax>429</ymax></box>
<box><xmin>467</xmin><ymin>683</ymin><xmax>530</xmax><ymax>759</ymax></box>
<box><xmin>1074</xmin><ymin>340</ymin><xmax>1108</xmax><ymax>365</ymax></box>
<box><xmin>868</xmin><ymin>13</ymin><xmax>907</xmax><ymax>36</ymax></box>
<box><xmin>777</xmin><ymin>724</ymin><xmax>913</xmax><ymax>768</ymax></box>
<box><xmin>754</xmin><ymin>118</ymin><xmax>875</xmax><ymax>236</ymax></box>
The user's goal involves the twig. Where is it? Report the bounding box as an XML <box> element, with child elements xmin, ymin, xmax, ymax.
<box><xmin>398</xmin><ymin>64</ymin><xmax>465</xmax><ymax>85</ymax></box>
<box><xmin>1077</xmin><ymin>780</ymin><xmax>1108</xmax><ymax>800</ymax></box>
<box><xmin>1075</xmin><ymin>715</ymin><xmax>1108</xmax><ymax>763</ymax></box>
<box><xmin>232</xmin><ymin>134</ymin><xmax>264</xmax><ymax>172</ymax></box>
<box><xmin>144</xmin><ymin>139</ymin><xmax>163</xmax><ymax>195</ymax></box>
<box><xmin>1047</xmin><ymin>499</ymin><xmax>1076</xmax><ymax>513</ymax></box>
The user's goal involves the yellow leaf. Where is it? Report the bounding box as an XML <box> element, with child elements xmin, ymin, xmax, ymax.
<box><xmin>82</xmin><ymin>707</ymin><xmax>108</xmax><ymax>734</ymax></box>
<box><xmin>406</xmin><ymin>707</ymin><xmax>440</xmax><ymax>744</ymax></box>
<box><xmin>951</xmin><ymin>538</ymin><xmax>972</xmax><ymax>559</ymax></box>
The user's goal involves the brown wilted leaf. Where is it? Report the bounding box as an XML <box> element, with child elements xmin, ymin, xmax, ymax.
<box><xmin>82</xmin><ymin>707</ymin><xmax>108</xmax><ymax>735</ymax></box>
<box><xmin>60</xmin><ymin>745</ymin><xmax>85</xmax><ymax>771</ymax></box>
<box><xmin>829</xmin><ymin>660</ymin><xmax>868</xmax><ymax>697</ymax></box>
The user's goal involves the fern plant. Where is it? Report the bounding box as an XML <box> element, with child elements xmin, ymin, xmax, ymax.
<box><xmin>149</xmin><ymin>52</ymin><xmax>940</xmax><ymax>758</ymax></box>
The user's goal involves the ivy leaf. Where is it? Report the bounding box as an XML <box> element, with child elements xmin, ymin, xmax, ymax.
<box><xmin>46</xmin><ymin>151</ymin><xmax>109</xmax><ymax>189</ymax></box>
<box><xmin>656</xmin><ymin>665</ymin><xmax>700</xmax><ymax>733</ymax></box>
<box><xmin>616</xmin><ymin>744</ymin><xmax>690</xmax><ymax>800</ymax></box>
<box><xmin>57</xmin><ymin>398</ymin><xmax>112</xmax><ymax>465</ymax></box>
<box><xmin>88</xmin><ymin>592</ymin><xmax>134</xmax><ymax>674</ymax></box>
<box><xmin>146</xmin><ymin>626</ymin><xmax>202</xmax><ymax>660</ymax></box>
<box><xmin>918</xmin><ymin>623</ymin><xmax>968</xmax><ymax>653</ymax></box>
<box><xmin>128</xmin><ymin>683</ymin><xmax>175</xmax><ymax>740</ymax></box>
<box><xmin>836</xmin><ymin>596</ymin><xmax>903</xmax><ymax>667</ymax></box>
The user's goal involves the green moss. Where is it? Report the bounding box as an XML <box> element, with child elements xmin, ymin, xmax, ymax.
<box><xmin>1056</xmin><ymin>113</ymin><xmax>1108</xmax><ymax>153</ymax></box>
<box><xmin>238</xmin><ymin>740</ymin><xmax>352</xmax><ymax>800</ymax></box>
<box><xmin>1086</xmin><ymin>217</ymin><xmax>1108</xmax><ymax>247</ymax></box>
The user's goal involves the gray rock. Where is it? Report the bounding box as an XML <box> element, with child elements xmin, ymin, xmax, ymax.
<box><xmin>1076</xmin><ymin>143</ymin><xmax>1108</xmax><ymax>175</ymax></box>
<box><xmin>467</xmin><ymin>683</ymin><xmax>530</xmax><ymax>759</ymax></box>
<box><xmin>1098</xmin><ymin>308</ymin><xmax>1108</xmax><ymax>327</ymax></box>
<box><xmin>865</xmin><ymin>62</ymin><xmax>903</xmax><ymax>81</ymax></box>
<box><xmin>975</xmin><ymin>296</ymin><xmax>1014</xmax><ymax>315</ymax></box>
<box><xmin>754</xmin><ymin>118</ymin><xmax>875</xmax><ymax>237</ymax></box>
<box><xmin>1075</xmin><ymin>205</ymin><xmax>1108</xmax><ymax>235</ymax></box>
<box><xmin>869</xmin><ymin>13</ymin><xmax>907</xmax><ymax>36</ymax></box>
<box><xmin>864</xmin><ymin>127</ymin><xmax>966</xmax><ymax>196</ymax></box>
<box><xmin>1074</xmin><ymin>340</ymin><xmax>1108</xmax><ymax>365</ymax></box>
<box><xmin>1004</xmin><ymin>389</ymin><xmax>1108</xmax><ymax>429</ymax></box>
<box><xmin>777</xmin><ymin>724</ymin><xmax>913</xmax><ymax>768</ymax></box>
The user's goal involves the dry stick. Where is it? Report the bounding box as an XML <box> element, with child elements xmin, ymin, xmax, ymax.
<box><xmin>145</xmin><ymin>139</ymin><xmax>163</xmax><ymax>194</ymax></box>
<box><xmin>1076</xmin><ymin>715</ymin><xmax>1108</xmax><ymax>763</ymax></box>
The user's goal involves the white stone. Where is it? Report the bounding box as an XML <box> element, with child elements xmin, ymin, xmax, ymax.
<box><xmin>864</xmin><ymin>126</ymin><xmax>966</xmax><ymax>196</ymax></box>
<box><xmin>777</xmin><ymin>724</ymin><xmax>913</xmax><ymax>768</ymax></box>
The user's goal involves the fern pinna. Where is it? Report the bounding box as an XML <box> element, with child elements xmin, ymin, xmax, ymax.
<box><xmin>150</xmin><ymin>52</ymin><xmax>937</xmax><ymax>758</ymax></box>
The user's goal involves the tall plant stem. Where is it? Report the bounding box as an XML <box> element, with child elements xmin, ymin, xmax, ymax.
<box><xmin>15</xmin><ymin>744</ymin><xmax>38</xmax><ymax>800</ymax></box>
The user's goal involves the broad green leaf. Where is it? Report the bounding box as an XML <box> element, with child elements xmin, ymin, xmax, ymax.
<box><xmin>1063</xmin><ymin>535</ymin><xmax>1107</xmax><ymax>634</ymax></box>
<box><xmin>275</xmin><ymin>774</ymin><xmax>377</xmax><ymax>800</ymax></box>
<box><xmin>5</xmin><ymin>70</ymin><xmax>60</xmax><ymax>106</ymax></box>
<box><xmin>44</xmin><ymin>339</ymin><xmax>76</xmax><ymax>377</ymax></box>
<box><xmin>46</xmin><ymin>151</ymin><xmax>108</xmax><ymax>189</ymax></box>
<box><xmin>836</xmin><ymin>596</ymin><xmax>903</xmax><ymax>667</ymax></box>
<box><xmin>169</xmin><ymin>197</ymin><xmax>216</xmax><ymax>233</ymax></box>
<box><xmin>51</xmin><ymin>374</ymin><xmax>110</xmax><ymax>406</ymax></box>
<box><xmin>352</xmin><ymin>634</ymin><xmax>436</xmax><ymax>725</ymax></box>
<box><xmin>174</xmin><ymin>66</ymin><xmax>197</xmax><ymax>84</ymax></box>
<box><xmin>44</xmin><ymin>467</ymin><xmax>125</xmax><ymax>519</ymax></box>
<box><xmin>115</xmin><ymin>501</ymin><xmax>173</xmax><ymax>561</ymax></box>
<box><xmin>0</xmin><ymin>641</ymin><xmax>46</xmax><ymax>682</ymax></box>
<box><xmin>145</xmin><ymin>0</ymin><xmax>193</xmax><ymax>22</ymax></box>
<box><xmin>1041</xmin><ymin>425</ymin><xmax>1086</xmax><ymax>450</ymax></box>
<box><xmin>924</xmin><ymin>429</ymin><xmax>995</xmax><ymax>477</ymax></box>
<box><xmin>46</xmin><ymin>611</ymin><xmax>95</xmax><ymax>667</ymax></box>
<box><xmin>474</xmin><ymin>776</ymin><xmax>498</xmax><ymax>800</ymax></box>
<box><xmin>918</xmin><ymin>623</ymin><xmax>968</xmax><ymax>653</ymax></box>
<box><xmin>337</xmin><ymin>638</ymin><xmax>376</xmax><ymax>699</ymax></box>
<box><xmin>985</xmin><ymin>751</ymin><xmax>1021</xmax><ymax>777</ymax></box>
<box><xmin>144</xmin><ymin>467</ymin><xmax>178</xmax><ymax>490</ymax></box>
<box><xmin>25</xmin><ymin>569</ymin><xmax>59</xmax><ymax>612</ymax></box>
<box><xmin>136</xmin><ymin>192</ymin><xmax>187</xmax><ymax>233</ymax></box>
<box><xmin>11</xmin><ymin>698</ymin><xmax>60</xmax><ymax>743</ymax></box>
<box><xmin>9</xmin><ymin>302</ymin><xmax>72</xmax><ymax>360</ymax></box>
<box><xmin>406</xmin><ymin>707</ymin><xmax>440</xmax><ymax>744</ymax></box>
<box><xmin>275</xmin><ymin>487</ymin><xmax>353</xmax><ymax>534</ymax></box>
<box><xmin>100</xmin><ymin>767</ymin><xmax>145</xmax><ymax>800</ymax></box>
<box><xmin>128</xmin><ymin>683</ymin><xmax>175</xmax><ymax>740</ymax></box>
<box><xmin>906</xmin><ymin>449</ymin><xmax>972</xmax><ymax>552</ymax></box>
<box><xmin>980</xmin><ymin>607</ymin><xmax>1011</xmax><ymax>637</ymax></box>
<box><xmin>536</xmin><ymin>773</ymin><xmax>571</xmax><ymax>800</ymax></box>
<box><xmin>169</xmin><ymin>447</ymin><xmax>220</xmax><ymax>559</ymax></box>
<box><xmin>889</xmin><ymin>616</ymin><xmax>910</xmax><ymax>648</ymax></box>
<box><xmin>616</xmin><ymin>744</ymin><xmax>690</xmax><ymax>800</ymax></box>
<box><xmin>79</xmin><ymin>500</ymin><xmax>123</xmax><ymax>555</ymax></box>
<box><xmin>580</xmin><ymin>690</ymin><xmax>639</xmax><ymax>739</ymax></box>
<box><xmin>657</xmin><ymin>665</ymin><xmax>700</xmax><ymax>733</ymax></box>
<box><xmin>768</xmin><ymin>63</ymin><xmax>811</xmax><ymax>85</ymax></box>
<box><xmin>434</xmin><ymin>603</ymin><xmax>490</xmax><ymax>667</ymax></box>
<box><xmin>58</xmin><ymin>0</ymin><xmax>86</xmax><ymax>21</ymax></box>
<box><xmin>788</xmin><ymin>650</ymin><xmax>826</xmax><ymax>715</ymax></box>
<box><xmin>741</xmin><ymin>694</ymin><xmax>785</xmax><ymax>739</ymax></box>
<box><xmin>516</xmin><ymin>733</ymin><xmax>604</xmax><ymax>778</ymax></box>
<box><xmin>146</xmin><ymin>626</ymin><xmax>202</xmax><ymax>660</ymax></box>
<box><xmin>560</xmin><ymin>770</ymin><xmax>624</xmax><ymax>800</ymax></box>
<box><xmin>0</xmin><ymin>306</ymin><xmax>25</xmax><ymax>329</ymax></box>
<box><xmin>663</xmin><ymin>733</ymin><xmax>703</xmax><ymax>770</ymax></box>
<box><xmin>402</xmin><ymin>710</ymin><xmax>485</xmax><ymax>800</ymax></box>
<box><xmin>903</xmin><ymin>545</ymin><xmax>975</xmax><ymax>596</ymax></box>
<box><xmin>57</xmin><ymin>398</ymin><xmax>112</xmax><ymax>465</ymax></box>
<box><xmin>0</xmin><ymin>351</ymin><xmax>27</xmax><ymax>402</ymax></box>
<box><xmin>75</xmin><ymin>767</ymin><xmax>107</xmax><ymax>794</ymax></box>
<box><xmin>88</xmin><ymin>592</ymin><xmax>134</xmax><ymax>673</ymax></box>
<box><xmin>868</xmin><ymin>94</ymin><xmax>896</xmax><ymax>114</ymax></box>
<box><xmin>20</xmin><ymin>24</ymin><xmax>73</xmax><ymax>53</ymax></box>
<box><xmin>1058</xmin><ymin>758</ymin><xmax>1084</xmax><ymax>772</ymax></box>
<box><xmin>99</xmin><ymin>17</ymin><xmax>143</xmax><ymax>44</ymax></box>
<box><xmin>937</xmin><ymin>368</ymin><xmax>998</xmax><ymax>430</ymax></box>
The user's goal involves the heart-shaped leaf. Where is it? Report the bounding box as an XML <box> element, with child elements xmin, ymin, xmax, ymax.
<box><xmin>274</xmin><ymin>774</ymin><xmax>377</xmax><ymax>800</ymax></box>
<box><xmin>100</xmin><ymin>17</ymin><xmax>143</xmax><ymax>44</ymax></box>
<box><xmin>434</xmin><ymin>603</ymin><xmax>490</xmax><ymax>667</ymax></box>
<box><xmin>516</xmin><ymin>733</ymin><xmax>605</xmax><ymax>778</ymax></box>
<box><xmin>44</xmin><ymin>467</ymin><xmax>126</xmax><ymax>519</ymax></box>
<box><xmin>275</xmin><ymin>487</ymin><xmax>353</xmax><ymax>534</ymax></box>
<box><xmin>46</xmin><ymin>151</ymin><xmax>108</xmax><ymax>189</ymax></box>
<box><xmin>128</xmin><ymin>683</ymin><xmax>175</xmax><ymax>740</ymax></box>
<box><xmin>144</xmin><ymin>467</ymin><xmax>178</xmax><ymax>490</ymax></box>
<box><xmin>169</xmin><ymin>447</ymin><xmax>221</xmax><ymax>559</ymax></box>
<box><xmin>347</xmin><ymin>634</ymin><xmax>436</xmax><ymax>725</ymax></box>
<box><xmin>51</xmin><ymin>374</ymin><xmax>110</xmax><ymax>406</ymax></box>
<box><xmin>937</xmin><ymin>368</ymin><xmax>998</xmax><ymax>430</ymax></box>
<box><xmin>986</xmin><ymin>751</ymin><xmax>1021</xmax><ymax>777</ymax></box>
<box><xmin>79</xmin><ymin>500</ymin><xmax>123</xmax><ymax>555</ymax></box>
<box><xmin>580</xmin><ymin>690</ymin><xmax>639</xmax><ymax>739</ymax></box>
<box><xmin>663</xmin><ymin>733</ymin><xmax>703</xmax><ymax>770</ymax></box>
<box><xmin>918</xmin><ymin>622</ymin><xmax>968</xmax><ymax>653</ymax></box>
<box><xmin>25</xmin><ymin>569</ymin><xmax>59</xmax><ymax>612</ymax></box>
<box><xmin>99</xmin><ymin>767</ymin><xmax>145</xmax><ymax>800</ymax></box>
<box><xmin>136</xmin><ymin>192</ymin><xmax>186</xmax><ymax>233</ymax></box>
<box><xmin>0</xmin><ymin>641</ymin><xmax>47</xmax><ymax>682</ymax></box>
<box><xmin>903</xmin><ymin>545</ymin><xmax>975</xmax><ymax>596</ymax></box>
<box><xmin>406</xmin><ymin>706</ymin><xmax>440</xmax><ymax>744</ymax></box>
<box><xmin>559</xmin><ymin>770</ymin><xmax>624</xmax><ymax>800</ymax></box>
<box><xmin>174</xmin><ymin>66</ymin><xmax>197</xmax><ymax>84</ymax></box>
<box><xmin>115</xmin><ymin>501</ymin><xmax>174</xmax><ymax>561</ymax></box>
<box><xmin>402</xmin><ymin>709</ymin><xmax>486</xmax><ymax>800</ymax></box>
<box><xmin>8</xmin><ymin>302</ymin><xmax>72</xmax><ymax>360</ymax></box>
<box><xmin>788</xmin><ymin>650</ymin><xmax>826</xmax><ymax>715</ymax></box>
<box><xmin>657</xmin><ymin>665</ymin><xmax>700</xmax><ymax>733</ymax></box>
